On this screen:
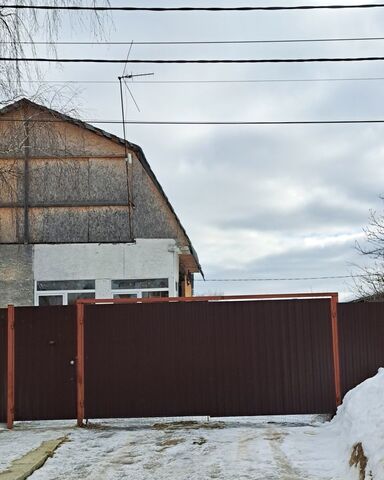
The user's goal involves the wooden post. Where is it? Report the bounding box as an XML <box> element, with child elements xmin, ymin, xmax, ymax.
<box><xmin>76</xmin><ymin>302</ymin><xmax>85</xmax><ymax>427</ymax></box>
<box><xmin>7</xmin><ymin>305</ymin><xmax>15</xmax><ymax>429</ymax></box>
<box><xmin>330</xmin><ymin>294</ymin><xmax>341</xmax><ymax>407</ymax></box>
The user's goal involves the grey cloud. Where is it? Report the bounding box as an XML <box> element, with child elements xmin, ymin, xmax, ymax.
<box><xmin>217</xmin><ymin>197</ymin><xmax>369</xmax><ymax>233</ymax></box>
<box><xmin>195</xmin><ymin>239</ymin><xmax>360</xmax><ymax>299</ymax></box>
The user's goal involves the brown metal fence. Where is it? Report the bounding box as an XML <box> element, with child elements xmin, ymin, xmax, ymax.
<box><xmin>14</xmin><ymin>306</ymin><xmax>77</xmax><ymax>421</ymax></box>
<box><xmin>1</xmin><ymin>295</ymin><xmax>383</xmax><ymax>427</ymax></box>
<box><xmin>0</xmin><ymin>309</ymin><xmax>6</xmax><ymax>423</ymax></box>
<box><xmin>84</xmin><ymin>299</ymin><xmax>336</xmax><ymax>419</ymax></box>
<box><xmin>338</xmin><ymin>302</ymin><xmax>384</xmax><ymax>397</ymax></box>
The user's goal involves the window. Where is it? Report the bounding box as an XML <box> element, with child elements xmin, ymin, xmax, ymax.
<box><xmin>37</xmin><ymin>280</ymin><xmax>95</xmax><ymax>291</ymax></box>
<box><xmin>35</xmin><ymin>280</ymin><xmax>96</xmax><ymax>306</ymax></box>
<box><xmin>142</xmin><ymin>291</ymin><xmax>169</xmax><ymax>298</ymax></box>
<box><xmin>113</xmin><ymin>293</ymin><xmax>138</xmax><ymax>299</ymax></box>
<box><xmin>112</xmin><ymin>278</ymin><xmax>169</xmax><ymax>299</ymax></box>
<box><xmin>38</xmin><ymin>295</ymin><xmax>63</xmax><ymax>306</ymax></box>
<box><xmin>112</xmin><ymin>279</ymin><xmax>168</xmax><ymax>290</ymax></box>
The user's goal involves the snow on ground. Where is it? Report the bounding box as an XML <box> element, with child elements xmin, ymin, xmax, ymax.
<box><xmin>328</xmin><ymin>368</ymin><xmax>384</xmax><ymax>479</ymax></box>
<box><xmin>0</xmin><ymin>415</ymin><xmax>346</xmax><ymax>480</ymax></box>
<box><xmin>1</xmin><ymin>369</ymin><xmax>384</xmax><ymax>479</ymax></box>
<box><xmin>0</xmin><ymin>421</ymin><xmax>74</xmax><ymax>473</ymax></box>
<box><xmin>283</xmin><ymin>367</ymin><xmax>384</xmax><ymax>480</ymax></box>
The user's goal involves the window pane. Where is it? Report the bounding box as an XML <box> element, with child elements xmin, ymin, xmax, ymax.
<box><xmin>68</xmin><ymin>292</ymin><xmax>95</xmax><ymax>305</ymax></box>
<box><xmin>142</xmin><ymin>291</ymin><xmax>169</xmax><ymax>298</ymax></box>
<box><xmin>112</xmin><ymin>278</ymin><xmax>168</xmax><ymax>290</ymax></box>
<box><xmin>38</xmin><ymin>295</ymin><xmax>63</xmax><ymax>306</ymax></box>
<box><xmin>113</xmin><ymin>293</ymin><xmax>138</xmax><ymax>299</ymax></box>
<box><xmin>37</xmin><ymin>280</ymin><xmax>95</xmax><ymax>291</ymax></box>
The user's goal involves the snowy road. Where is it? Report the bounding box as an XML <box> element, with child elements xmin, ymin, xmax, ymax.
<box><xmin>0</xmin><ymin>416</ymin><xmax>348</xmax><ymax>480</ymax></box>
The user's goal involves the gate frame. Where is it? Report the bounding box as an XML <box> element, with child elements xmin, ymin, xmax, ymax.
<box><xmin>75</xmin><ymin>292</ymin><xmax>340</xmax><ymax>427</ymax></box>
<box><xmin>6</xmin><ymin>304</ymin><xmax>15</xmax><ymax>429</ymax></box>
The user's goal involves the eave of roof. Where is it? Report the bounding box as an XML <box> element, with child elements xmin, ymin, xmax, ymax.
<box><xmin>0</xmin><ymin>97</ymin><xmax>203</xmax><ymax>276</ymax></box>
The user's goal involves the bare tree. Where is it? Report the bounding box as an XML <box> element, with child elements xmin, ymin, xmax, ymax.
<box><xmin>0</xmin><ymin>99</ymin><xmax>87</xmax><ymax>203</ymax></box>
<box><xmin>0</xmin><ymin>1</ymin><xmax>110</xmax><ymax>103</ymax></box>
<box><xmin>355</xmin><ymin>201</ymin><xmax>384</xmax><ymax>299</ymax></box>
<box><xmin>0</xmin><ymin>2</ymin><xmax>112</xmax><ymax>202</ymax></box>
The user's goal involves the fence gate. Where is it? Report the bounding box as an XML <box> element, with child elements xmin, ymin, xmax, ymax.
<box><xmin>13</xmin><ymin>306</ymin><xmax>76</xmax><ymax>422</ymax></box>
<box><xmin>82</xmin><ymin>298</ymin><xmax>337</xmax><ymax>421</ymax></box>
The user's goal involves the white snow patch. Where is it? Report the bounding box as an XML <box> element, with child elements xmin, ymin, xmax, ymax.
<box><xmin>328</xmin><ymin>368</ymin><xmax>384</xmax><ymax>479</ymax></box>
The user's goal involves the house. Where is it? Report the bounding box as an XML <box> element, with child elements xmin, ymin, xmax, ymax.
<box><xmin>0</xmin><ymin>98</ymin><xmax>202</xmax><ymax>307</ymax></box>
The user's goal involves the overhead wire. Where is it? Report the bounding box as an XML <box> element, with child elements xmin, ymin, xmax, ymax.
<box><xmin>7</xmin><ymin>36</ymin><xmax>384</xmax><ymax>45</ymax></box>
<box><xmin>195</xmin><ymin>274</ymin><xmax>369</xmax><ymax>282</ymax></box>
<box><xmin>2</xmin><ymin>118</ymin><xmax>384</xmax><ymax>125</ymax></box>
<box><xmin>13</xmin><ymin>76</ymin><xmax>384</xmax><ymax>85</ymax></box>
<box><xmin>4</xmin><ymin>55</ymin><xmax>384</xmax><ymax>63</ymax></box>
<box><xmin>3</xmin><ymin>3</ymin><xmax>384</xmax><ymax>12</ymax></box>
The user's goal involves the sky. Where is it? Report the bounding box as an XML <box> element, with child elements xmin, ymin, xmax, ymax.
<box><xmin>16</xmin><ymin>0</ymin><xmax>384</xmax><ymax>300</ymax></box>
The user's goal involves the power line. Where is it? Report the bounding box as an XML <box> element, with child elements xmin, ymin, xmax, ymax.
<box><xmin>195</xmin><ymin>274</ymin><xmax>364</xmax><ymax>282</ymax></box>
<box><xmin>95</xmin><ymin>119</ymin><xmax>384</xmax><ymax>125</ymax></box>
<box><xmin>3</xmin><ymin>3</ymin><xmax>384</xmax><ymax>12</ymax></box>
<box><xmin>3</xmin><ymin>118</ymin><xmax>384</xmax><ymax>125</ymax></box>
<box><xmin>16</xmin><ymin>76</ymin><xmax>384</xmax><ymax>85</ymax></box>
<box><xmin>8</xmin><ymin>36</ymin><xmax>384</xmax><ymax>46</ymax></box>
<box><xmin>4</xmin><ymin>55</ymin><xmax>384</xmax><ymax>64</ymax></box>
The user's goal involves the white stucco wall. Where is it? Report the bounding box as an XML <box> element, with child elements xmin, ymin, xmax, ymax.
<box><xmin>33</xmin><ymin>239</ymin><xmax>180</xmax><ymax>300</ymax></box>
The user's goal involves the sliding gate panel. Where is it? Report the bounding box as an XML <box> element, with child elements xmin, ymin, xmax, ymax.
<box><xmin>0</xmin><ymin>309</ymin><xmax>6</xmax><ymax>423</ymax></box>
<box><xmin>15</xmin><ymin>306</ymin><xmax>77</xmax><ymax>420</ymax></box>
<box><xmin>84</xmin><ymin>298</ymin><xmax>335</xmax><ymax>418</ymax></box>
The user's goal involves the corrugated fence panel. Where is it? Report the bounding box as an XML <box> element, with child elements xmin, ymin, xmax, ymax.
<box><xmin>15</xmin><ymin>306</ymin><xmax>77</xmax><ymax>420</ymax></box>
<box><xmin>84</xmin><ymin>298</ymin><xmax>336</xmax><ymax>418</ymax></box>
<box><xmin>339</xmin><ymin>302</ymin><xmax>384</xmax><ymax>398</ymax></box>
<box><xmin>0</xmin><ymin>308</ymin><xmax>6</xmax><ymax>423</ymax></box>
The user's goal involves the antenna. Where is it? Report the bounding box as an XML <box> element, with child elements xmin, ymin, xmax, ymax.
<box><xmin>117</xmin><ymin>71</ymin><xmax>154</xmax><ymax>242</ymax></box>
<box><xmin>117</xmin><ymin>72</ymin><xmax>154</xmax><ymax>155</ymax></box>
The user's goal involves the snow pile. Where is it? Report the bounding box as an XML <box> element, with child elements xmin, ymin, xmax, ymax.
<box><xmin>330</xmin><ymin>368</ymin><xmax>384</xmax><ymax>479</ymax></box>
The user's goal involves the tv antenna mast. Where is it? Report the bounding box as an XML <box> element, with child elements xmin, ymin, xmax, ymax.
<box><xmin>117</xmin><ymin>71</ymin><xmax>153</xmax><ymax>242</ymax></box>
<box><xmin>118</xmin><ymin>72</ymin><xmax>154</xmax><ymax>147</ymax></box>
<box><xmin>118</xmin><ymin>41</ymin><xmax>154</xmax><ymax>241</ymax></box>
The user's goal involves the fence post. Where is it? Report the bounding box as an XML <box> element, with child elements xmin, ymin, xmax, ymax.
<box><xmin>76</xmin><ymin>302</ymin><xmax>85</xmax><ymax>427</ymax></box>
<box><xmin>330</xmin><ymin>294</ymin><xmax>341</xmax><ymax>407</ymax></box>
<box><xmin>7</xmin><ymin>305</ymin><xmax>15</xmax><ymax>429</ymax></box>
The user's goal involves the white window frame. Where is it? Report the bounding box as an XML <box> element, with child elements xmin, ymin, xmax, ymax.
<box><xmin>36</xmin><ymin>292</ymin><xmax>65</xmax><ymax>306</ymax></box>
<box><xmin>34</xmin><ymin>281</ymin><xmax>96</xmax><ymax>306</ymax></box>
<box><xmin>112</xmin><ymin>288</ymin><xmax>169</xmax><ymax>299</ymax></box>
<box><xmin>111</xmin><ymin>278</ymin><xmax>170</xmax><ymax>299</ymax></box>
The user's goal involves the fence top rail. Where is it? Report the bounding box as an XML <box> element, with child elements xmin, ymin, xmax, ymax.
<box><xmin>76</xmin><ymin>292</ymin><xmax>339</xmax><ymax>306</ymax></box>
